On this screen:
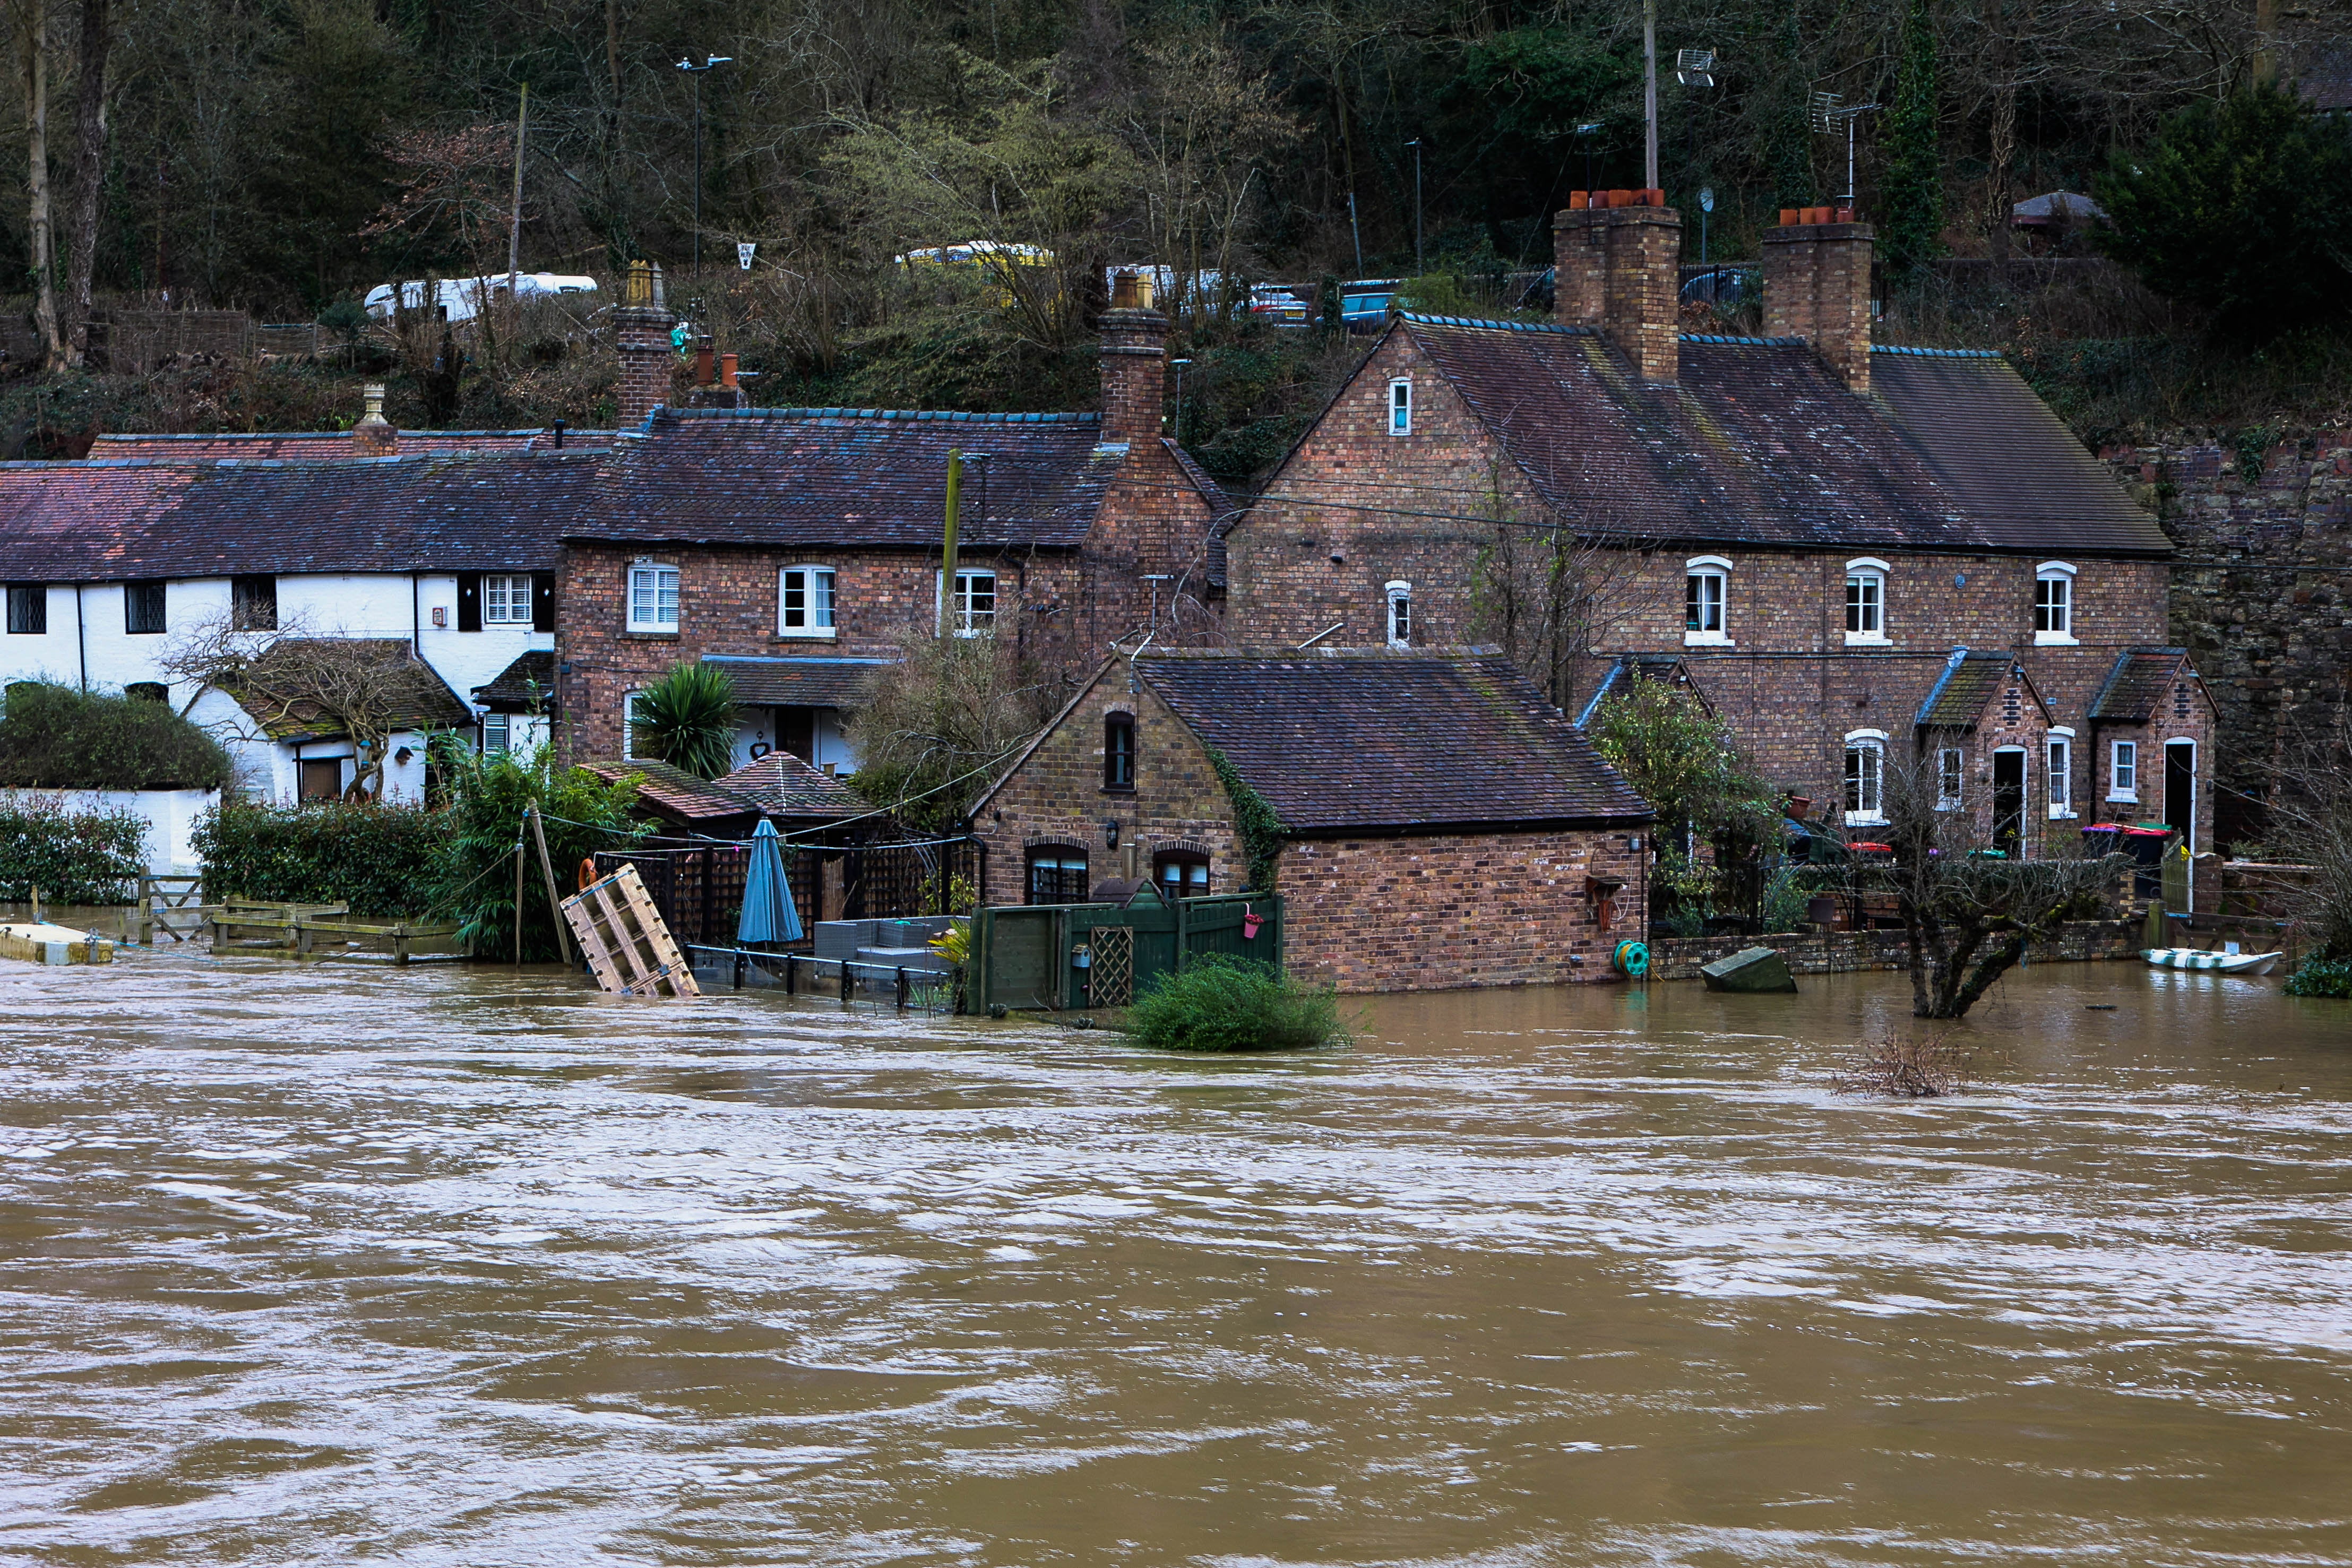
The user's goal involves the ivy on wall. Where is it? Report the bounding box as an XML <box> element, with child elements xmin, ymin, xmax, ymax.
<box><xmin>1205</xmin><ymin>745</ymin><xmax>1287</xmax><ymax>892</ymax></box>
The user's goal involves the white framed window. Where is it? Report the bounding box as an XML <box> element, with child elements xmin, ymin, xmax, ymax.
<box><xmin>2047</xmin><ymin>728</ymin><xmax>2074</xmax><ymax>817</ymax></box>
<box><xmin>622</xmin><ymin>691</ymin><xmax>648</xmax><ymax>759</ymax></box>
<box><xmin>627</xmin><ymin>562</ymin><xmax>680</xmax><ymax>633</ymax></box>
<box><xmin>1385</xmin><ymin>580</ymin><xmax>1412</xmax><ymax>648</ymax></box>
<box><xmin>1388</xmin><ymin>378</ymin><xmax>1412</xmax><ymax>435</ymax></box>
<box><xmin>779</xmin><ymin>565</ymin><xmax>838</xmax><ymax>637</ymax></box>
<box><xmin>1684</xmin><ymin>555</ymin><xmax>1731</xmax><ymax>645</ymax></box>
<box><xmin>483</xmin><ymin>573</ymin><xmax>533</xmax><ymax>624</ymax></box>
<box><xmin>949</xmin><ymin>568</ymin><xmax>996</xmax><ymax>636</ymax></box>
<box><xmin>2034</xmin><ymin>561</ymin><xmax>2077</xmax><ymax>645</ymax></box>
<box><xmin>2109</xmin><ymin>739</ymin><xmax>2138</xmax><ymax>801</ymax></box>
<box><xmin>483</xmin><ymin>713</ymin><xmax>511</xmax><ymax>754</ymax></box>
<box><xmin>1844</xmin><ymin>557</ymin><xmax>1889</xmax><ymax>644</ymax></box>
<box><xmin>1936</xmin><ymin>746</ymin><xmax>1965</xmax><ymax>811</ymax></box>
<box><xmin>1844</xmin><ymin>730</ymin><xmax>1888</xmax><ymax>825</ymax></box>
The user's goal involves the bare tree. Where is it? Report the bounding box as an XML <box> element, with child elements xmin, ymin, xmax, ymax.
<box><xmin>1837</xmin><ymin>749</ymin><xmax>2126</xmax><ymax>1019</ymax></box>
<box><xmin>21</xmin><ymin>0</ymin><xmax>60</xmax><ymax>365</ymax></box>
<box><xmin>2258</xmin><ymin>716</ymin><xmax>2352</xmax><ymax>962</ymax></box>
<box><xmin>158</xmin><ymin>611</ymin><xmax>456</xmax><ymax>802</ymax></box>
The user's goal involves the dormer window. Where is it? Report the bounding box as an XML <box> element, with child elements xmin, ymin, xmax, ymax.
<box><xmin>2035</xmin><ymin>562</ymin><xmax>2077</xmax><ymax>645</ymax></box>
<box><xmin>1388</xmin><ymin>378</ymin><xmax>1412</xmax><ymax>435</ymax></box>
<box><xmin>1385</xmin><ymin>580</ymin><xmax>1412</xmax><ymax>647</ymax></box>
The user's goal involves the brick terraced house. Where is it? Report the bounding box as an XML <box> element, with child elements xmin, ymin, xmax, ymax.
<box><xmin>970</xmin><ymin>648</ymin><xmax>1654</xmax><ymax>991</ymax></box>
<box><xmin>554</xmin><ymin>292</ymin><xmax>1232</xmax><ymax>776</ymax></box>
<box><xmin>1223</xmin><ymin>194</ymin><xmax>2206</xmax><ymax>856</ymax></box>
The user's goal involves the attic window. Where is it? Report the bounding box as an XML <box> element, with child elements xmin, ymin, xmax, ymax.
<box><xmin>1388</xmin><ymin>378</ymin><xmax>1412</xmax><ymax>435</ymax></box>
<box><xmin>1102</xmin><ymin>711</ymin><xmax>1135</xmax><ymax>791</ymax></box>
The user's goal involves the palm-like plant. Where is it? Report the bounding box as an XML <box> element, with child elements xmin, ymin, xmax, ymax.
<box><xmin>630</xmin><ymin>661</ymin><xmax>739</xmax><ymax>779</ymax></box>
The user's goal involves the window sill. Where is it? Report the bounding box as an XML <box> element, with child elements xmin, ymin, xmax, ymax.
<box><xmin>623</xmin><ymin>628</ymin><xmax>680</xmax><ymax>639</ymax></box>
<box><xmin>1683</xmin><ymin>632</ymin><xmax>1735</xmax><ymax>648</ymax></box>
<box><xmin>1100</xmin><ymin>785</ymin><xmax>1136</xmax><ymax>796</ymax></box>
<box><xmin>1844</xmin><ymin>813</ymin><xmax>1887</xmax><ymax>828</ymax></box>
<box><xmin>2106</xmin><ymin>793</ymin><xmax>2139</xmax><ymax>804</ymax></box>
<box><xmin>2032</xmin><ymin>632</ymin><xmax>2079</xmax><ymax>647</ymax></box>
<box><xmin>1843</xmin><ymin>633</ymin><xmax>1891</xmax><ymax>647</ymax></box>
<box><xmin>2048</xmin><ymin>807</ymin><xmax>2078</xmax><ymax>820</ymax></box>
<box><xmin>777</xmin><ymin>627</ymin><xmax>839</xmax><ymax>641</ymax></box>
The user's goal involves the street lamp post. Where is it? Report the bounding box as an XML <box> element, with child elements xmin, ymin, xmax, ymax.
<box><xmin>675</xmin><ymin>55</ymin><xmax>733</xmax><ymax>274</ymax></box>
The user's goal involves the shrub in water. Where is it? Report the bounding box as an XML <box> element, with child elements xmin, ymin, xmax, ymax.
<box><xmin>2284</xmin><ymin>954</ymin><xmax>2352</xmax><ymax>998</ymax></box>
<box><xmin>1124</xmin><ymin>954</ymin><xmax>1348</xmax><ymax>1053</ymax></box>
<box><xmin>0</xmin><ymin>795</ymin><xmax>147</xmax><ymax>903</ymax></box>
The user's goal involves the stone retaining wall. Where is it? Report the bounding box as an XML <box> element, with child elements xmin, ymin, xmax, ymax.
<box><xmin>1645</xmin><ymin>918</ymin><xmax>2142</xmax><ymax>983</ymax></box>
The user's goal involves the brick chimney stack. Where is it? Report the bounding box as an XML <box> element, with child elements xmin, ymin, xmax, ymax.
<box><xmin>351</xmin><ymin>382</ymin><xmax>395</xmax><ymax>457</ymax></box>
<box><xmin>614</xmin><ymin>260</ymin><xmax>676</xmax><ymax>429</ymax></box>
<box><xmin>1554</xmin><ymin>189</ymin><xmax>1682</xmax><ymax>384</ymax></box>
<box><xmin>1098</xmin><ymin>304</ymin><xmax>1170</xmax><ymax>446</ymax></box>
<box><xmin>1763</xmin><ymin>208</ymin><xmax>1874</xmax><ymax>393</ymax></box>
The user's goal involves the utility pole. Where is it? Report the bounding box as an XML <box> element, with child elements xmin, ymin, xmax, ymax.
<box><xmin>1642</xmin><ymin>0</ymin><xmax>1659</xmax><ymax>191</ymax></box>
<box><xmin>1348</xmin><ymin>191</ymin><xmax>1364</xmax><ymax>278</ymax></box>
<box><xmin>675</xmin><ymin>55</ymin><xmax>731</xmax><ymax>274</ymax></box>
<box><xmin>940</xmin><ymin>449</ymin><xmax>963</xmax><ymax>636</ymax></box>
<box><xmin>1406</xmin><ymin>139</ymin><xmax>1424</xmax><ymax>273</ymax></box>
<box><xmin>1169</xmin><ymin>358</ymin><xmax>1191</xmax><ymax>440</ymax></box>
<box><xmin>507</xmin><ymin>83</ymin><xmax>528</xmax><ymax>289</ymax></box>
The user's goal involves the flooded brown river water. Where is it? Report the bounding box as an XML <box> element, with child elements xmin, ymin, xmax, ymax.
<box><xmin>3</xmin><ymin>939</ymin><xmax>2350</xmax><ymax>1566</ymax></box>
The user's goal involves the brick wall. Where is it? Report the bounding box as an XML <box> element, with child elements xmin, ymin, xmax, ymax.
<box><xmin>557</xmin><ymin>541</ymin><xmax>1085</xmax><ymax>758</ymax></box>
<box><xmin>1279</xmin><ymin>830</ymin><xmax>1647</xmax><ymax>992</ymax></box>
<box><xmin>975</xmin><ymin>666</ymin><xmax>1244</xmax><ymax>907</ymax></box>
<box><xmin>1643</xmin><ymin>917</ymin><xmax>2142</xmax><ymax>981</ymax></box>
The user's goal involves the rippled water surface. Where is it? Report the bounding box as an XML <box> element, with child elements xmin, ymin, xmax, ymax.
<box><xmin>3</xmin><ymin>939</ymin><xmax>2350</xmax><ymax>1566</ymax></box>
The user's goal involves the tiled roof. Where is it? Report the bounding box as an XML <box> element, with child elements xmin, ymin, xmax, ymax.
<box><xmin>1915</xmin><ymin>648</ymin><xmax>2043</xmax><ymax>728</ymax></box>
<box><xmin>2089</xmin><ymin>646</ymin><xmax>2191</xmax><ymax>722</ymax></box>
<box><xmin>88</xmin><ymin>428</ymin><xmax>612</xmax><ymax>460</ymax></box>
<box><xmin>0</xmin><ymin>450</ymin><xmax>599</xmax><ymax>582</ymax></box>
<box><xmin>1388</xmin><ymin>315</ymin><xmax>2165</xmax><ymax>557</ymax></box>
<box><xmin>1399</xmin><ymin>316</ymin><xmax>1978</xmax><ymax>553</ymax></box>
<box><xmin>226</xmin><ymin>639</ymin><xmax>474</xmax><ymax>742</ymax></box>
<box><xmin>579</xmin><ymin>759</ymin><xmax>757</xmax><ymax>824</ymax></box>
<box><xmin>702</xmin><ymin>656</ymin><xmax>893</xmax><ymax>709</ymax></box>
<box><xmin>1870</xmin><ymin>352</ymin><xmax>2168</xmax><ymax>555</ymax></box>
<box><xmin>472</xmin><ymin>650</ymin><xmax>556</xmax><ymax>711</ymax></box>
<box><xmin>1138</xmin><ymin>649</ymin><xmax>1652</xmax><ymax>833</ymax></box>
<box><xmin>570</xmin><ymin>407</ymin><xmax>1124</xmax><ymax>550</ymax></box>
<box><xmin>713</xmin><ymin>751</ymin><xmax>864</xmax><ymax>819</ymax></box>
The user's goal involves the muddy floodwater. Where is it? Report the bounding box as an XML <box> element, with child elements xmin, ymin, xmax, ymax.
<box><xmin>3</xmin><ymin>941</ymin><xmax>2350</xmax><ymax>1566</ymax></box>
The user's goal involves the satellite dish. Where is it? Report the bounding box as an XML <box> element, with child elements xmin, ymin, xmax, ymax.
<box><xmin>1699</xmin><ymin>186</ymin><xmax>1716</xmax><ymax>213</ymax></box>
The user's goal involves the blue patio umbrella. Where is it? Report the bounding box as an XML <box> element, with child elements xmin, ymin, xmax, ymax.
<box><xmin>737</xmin><ymin>818</ymin><xmax>804</xmax><ymax>946</ymax></box>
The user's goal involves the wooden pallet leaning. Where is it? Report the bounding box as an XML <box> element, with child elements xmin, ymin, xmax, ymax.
<box><xmin>562</xmin><ymin>863</ymin><xmax>701</xmax><ymax>997</ymax></box>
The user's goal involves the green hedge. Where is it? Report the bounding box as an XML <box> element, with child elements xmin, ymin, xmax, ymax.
<box><xmin>0</xmin><ymin>797</ymin><xmax>148</xmax><ymax>903</ymax></box>
<box><xmin>0</xmin><ymin>682</ymin><xmax>231</xmax><ymax>790</ymax></box>
<box><xmin>193</xmin><ymin>802</ymin><xmax>449</xmax><ymax>917</ymax></box>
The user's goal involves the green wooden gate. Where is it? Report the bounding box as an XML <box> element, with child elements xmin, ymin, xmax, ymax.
<box><xmin>968</xmin><ymin>892</ymin><xmax>1283</xmax><ymax>1013</ymax></box>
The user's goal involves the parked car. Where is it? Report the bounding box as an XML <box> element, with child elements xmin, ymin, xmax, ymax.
<box><xmin>1341</xmin><ymin>288</ymin><xmax>1395</xmax><ymax>327</ymax></box>
<box><xmin>1248</xmin><ymin>285</ymin><xmax>1309</xmax><ymax>325</ymax></box>
<box><xmin>363</xmin><ymin>273</ymin><xmax>599</xmax><ymax>323</ymax></box>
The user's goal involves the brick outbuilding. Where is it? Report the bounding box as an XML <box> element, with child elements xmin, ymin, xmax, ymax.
<box><xmin>970</xmin><ymin>648</ymin><xmax>1655</xmax><ymax>993</ymax></box>
<box><xmin>2087</xmin><ymin>647</ymin><xmax>2220</xmax><ymax>852</ymax></box>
